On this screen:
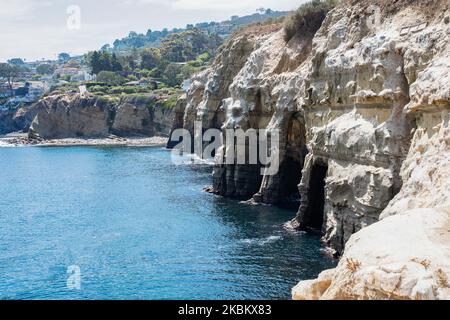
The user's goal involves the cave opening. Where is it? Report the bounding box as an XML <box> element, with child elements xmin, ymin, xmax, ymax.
<box><xmin>304</xmin><ymin>162</ymin><xmax>328</xmax><ymax>231</ymax></box>
<box><xmin>278</xmin><ymin>113</ymin><xmax>307</xmax><ymax>208</ymax></box>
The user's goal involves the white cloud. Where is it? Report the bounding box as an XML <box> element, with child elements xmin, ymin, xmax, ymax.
<box><xmin>172</xmin><ymin>0</ymin><xmax>300</xmax><ymax>11</ymax></box>
<box><xmin>0</xmin><ymin>0</ymin><xmax>302</xmax><ymax>61</ymax></box>
<box><xmin>119</xmin><ymin>0</ymin><xmax>173</xmax><ymax>7</ymax></box>
<box><xmin>0</xmin><ymin>0</ymin><xmax>55</xmax><ymax>21</ymax></box>
<box><xmin>119</xmin><ymin>0</ymin><xmax>300</xmax><ymax>11</ymax></box>
<box><xmin>0</xmin><ymin>0</ymin><xmax>34</xmax><ymax>19</ymax></box>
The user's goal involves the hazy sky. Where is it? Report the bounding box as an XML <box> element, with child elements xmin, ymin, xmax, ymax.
<box><xmin>0</xmin><ymin>0</ymin><xmax>305</xmax><ymax>62</ymax></box>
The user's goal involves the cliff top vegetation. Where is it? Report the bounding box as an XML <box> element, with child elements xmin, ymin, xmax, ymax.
<box><xmin>283</xmin><ymin>0</ymin><xmax>339</xmax><ymax>42</ymax></box>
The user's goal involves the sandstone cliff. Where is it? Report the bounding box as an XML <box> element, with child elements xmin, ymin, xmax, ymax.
<box><xmin>173</xmin><ymin>0</ymin><xmax>450</xmax><ymax>299</ymax></box>
<box><xmin>28</xmin><ymin>93</ymin><xmax>175</xmax><ymax>139</ymax></box>
<box><xmin>29</xmin><ymin>95</ymin><xmax>111</xmax><ymax>139</ymax></box>
<box><xmin>112</xmin><ymin>95</ymin><xmax>173</xmax><ymax>137</ymax></box>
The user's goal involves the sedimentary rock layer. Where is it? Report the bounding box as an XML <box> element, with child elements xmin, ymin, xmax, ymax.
<box><xmin>292</xmin><ymin>0</ymin><xmax>450</xmax><ymax>300</ymax></box>
<box><xmin>176</xmin><ymin>0</ymin><xmax>450</xmax><ymax>299</ymax></box>
<box><xmin>28</xmin><ymin>94</ymin><xmax>175</xmax><ymax>139</ymax></box>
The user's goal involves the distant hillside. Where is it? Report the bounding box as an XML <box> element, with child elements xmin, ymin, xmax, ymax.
<box><xmin>107</xmin><ymin>9</ymin><xmax>289</xmax><ymax>54</ymax></box>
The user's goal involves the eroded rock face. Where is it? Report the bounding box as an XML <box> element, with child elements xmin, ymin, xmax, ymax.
<box><xmin>293</xmin><ymin>0</ymin><xmax>450</xmax><ymax>300</ymax></box>
<box><xmin>111</xmin><ymin>96</ymin><xmax>155</xmax><ymax>136</ymax></box>
<box><xmin>182</xmin><ymin>69</ymin><xmax>211</xmax><ymax>137</ymax></box>
<box><xmin>0</xmin><ymin>103</ymin><xmax>48</xmax><ymax>135</ymax></box>
<box><xmin>28</xmin><ymin>93</ymin><xmax>176</xmax><ymax>139</ymax></box>
<box><xmin>112</xmin><ymin>95</ymin><xmax>174</xmax><ymax>137</ymax></box>
<box><xmin>175</xmin><ymin>0</ymin><xmax>449</xmax><ymax>299</ymax></box>
<box><xmin>167</xmin><ymin>94</ymin><xmax>187</xmax><ymax>149</ymax></box>
<box><xmin>212</xmin><ymin>26</ymin><xmax>316</xmax><ymax>201</ymax></box>
<box><xmin>195</xmin><ymin>33</ymin><xmax>258</xmax><ymax>132</ymax></box>
<box><xmin>175</xmin><ymin>32</ymin><xmax>263</xmax><ymax>155</ymax></box>
<box><xmin>29</xmin><ymin>95</ymin><xmax>111</xmax><ymax>139</ymax></box>
<box><xmin>182</xmin><ymin>1</ymin><xmax>419</xmax><ymax>222</ymax></box>
<box><xmin>292</xmin><ymin>0</ymin><xmax>432</xmax><ymax>252</ymax></box>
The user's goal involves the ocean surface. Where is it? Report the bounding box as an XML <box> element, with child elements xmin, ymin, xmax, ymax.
<box><xmin>0</xmin><ymin>146</ymin><xmax>335</xmax><ymax>300</ymax></box>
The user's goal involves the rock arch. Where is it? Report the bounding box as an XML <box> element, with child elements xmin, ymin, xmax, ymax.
<box><xmin>254</xmin><ymin>111</ymin><xmax>308</xmax><ymax>206</ymax></box>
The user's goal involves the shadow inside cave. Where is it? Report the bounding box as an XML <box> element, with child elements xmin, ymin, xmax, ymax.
<box><xmin>303</xmin><ymin>162</ymin><xmax>328</xmax><ymax>231</ymax></box>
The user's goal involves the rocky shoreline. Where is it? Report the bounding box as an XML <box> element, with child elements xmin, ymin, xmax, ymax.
<box><xmin>0</xmin><ymin>132</ymin><xmax>168</xmax><ymax>148</ymax></box>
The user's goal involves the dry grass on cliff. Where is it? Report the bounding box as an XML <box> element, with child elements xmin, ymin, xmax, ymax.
<box><xmin>283</xmin><ymin>0</ymin><xmax>338</xmax><ymax>43</ymax></box>
<box><xmin>346</xmin><ymin>258</ymin><xmax>362</xmax><ymax>273</ymax></box>
<box><xmin>436</xmin><ymin>269</ymin><xmax>450</xmax><ymax>288</ymax></box>
<box><xmin>344</xmin><ymin>0</ymin><xmax>448</xmax><ymax>18</ymax></box>
<box><xmin>230</xmin><ymin>17</ymin><xmax>285</xmax><ymax>39</ymax></box>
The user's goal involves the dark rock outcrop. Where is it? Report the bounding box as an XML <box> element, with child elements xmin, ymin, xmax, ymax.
<box><xmin>166</xmin><ymin>94</ymin><xmax>187</xmax><ymax>149</ymax></box>
<box><xmin>0</xmin><ymin>103</ymin><xmax>45</xmax><ymax>135</ymax></box>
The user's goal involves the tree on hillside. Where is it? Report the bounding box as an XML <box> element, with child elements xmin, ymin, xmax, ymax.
<box><xmin>58</xmin><ymin>52</ymin><xmax>71</xmax><ymax>62</ymax></box>
<box><xmin>36</xmin><ymin>63</ymin><xmax>56</xmax><ymax>75</ymax></box>
<box><xmin>140</xmin><ymin>48</ymin><xmax>160</xmax><ymax>70</ymax></box>
<box><xmin>163</xmin><ymin>63</ymin><xmax>184</xmax><ymax>87</ymax></box>
<box><xmin>111</xmin><ymin>53</ymin><xmax>123</xmax><ymax>72</ymax></box>
<box><xmin>159</xmin><ymin>29</ymin><xmax>222</xmax><ymax>63</ymax></box>
<box><xmin>99</xmin><ymin>52</ymin><xmax>112</xmax><ymax>72</ymax></box>
<box><xmin>87</xmin><ymin>51</ymin><xmax>123</xmax><ymax>75</ymax></box>
<box><xmin>65</xmin><ymin>59</ymin><xmax>80</xmax><ymax>68</ymax></box>
<box><xmin>97</xmin><ymin>71</ymin><xmax>123</xmax><ymax>85</ymax></box>
<box><xmin>101</xmin><ymin>44</ymin><xmax>111</xmax><ymax>52</ymax></box>
<box><xmin>7</xmin><ymin>58</ymin><xmax>25</xmax><ymax>66</ymax></box>
<box><xmin>0</xmin><ymin>63</ymin><xmax>23</xmax><ymax>95</ymax></box>
<box><xmin>89</xmin><ymin>51</ymin><xmax>101</xmax><ymax>75</ymax></box>
<box><xmin>123</xmin><ymin>50</ymin><xmax>139</xmax><ymax>70</ymax></box>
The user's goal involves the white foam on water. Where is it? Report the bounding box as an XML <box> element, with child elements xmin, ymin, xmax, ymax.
<box><xmin>174</xmin><ymin>153</ymin><xmax>216</xmax><ymax>166</ymax></box>
<box><xmin>240</xmin><ymin>235</ymin><xmax>283</xmax><ymax>246</ymax></box>
<box><xmin>283</xmin><ymin>222</ymin><xmax>307</xmax><ymax>236</ymax></box>
<box><xmin>0</xmin><ymin>141</ymin><xmax>22</xmax><ymax>148</ymax></box>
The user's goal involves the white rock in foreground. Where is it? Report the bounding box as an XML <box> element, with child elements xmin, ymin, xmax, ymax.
<box><xmin>293</xmin><ymin>207</ymin><xmax>450</xmax><ymax>300</ymax></box>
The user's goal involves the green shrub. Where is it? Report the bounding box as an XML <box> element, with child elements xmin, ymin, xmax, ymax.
<box><xmin>109</xmin><ymin>86</ymin><xmax>136</xmax><ymax>95</ymax></box>
<box><xmin>147</xmin><ymin>99</ymin><xmax>158</xmax><ymax>110</ymax></box>
<box><xmin>162</xmin><ymin>95</ymin><xmax>179</xmax><ymax>109</ymax></box>
<box><xmin>86</xmin><ymin>82</ymin><xmax>108</xmax><ymax>89</ymax></box>
<box><xmin>96</xmin><ymin>96</ymin><xmax>112</xmax><ymax>106</ymax></box>
<box><xmin>89</xmin><ymin>85</ymin><xmax>108</xmax><ymax>93</ymax></box>
<box><xmin>97</xmin><ymin>71</ymin><xmax>125</xmax><ymax>86</ymax></box>
<box><xmin>283</xmin><ymin>0</ymin><xmax>338</xmax><ymax>42</ymax></box>
<box><xmin>157</xmin><ymin>82</ymin><xmax>168</xmax><ymax>89</ymax></box>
